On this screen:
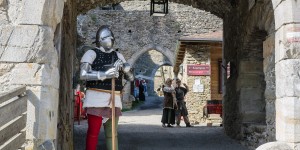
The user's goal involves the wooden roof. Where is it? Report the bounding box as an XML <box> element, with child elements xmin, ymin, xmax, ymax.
<box><xmin>173</xmin><ymin>31</ymin><xmax>223</xmax><ymax>74</ymax></box>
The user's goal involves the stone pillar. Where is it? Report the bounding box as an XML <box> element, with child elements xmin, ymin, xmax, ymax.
<box><xmin>238</xmin><ymin>61</ymin><xmax>265</xmax><ymax>123</ymax></box>
<box><xmin>122</xmin><ymin>82</ymin><xmax>132</xmax><ymax>109</ymax></box>
<box><xmin>258</xmin><ymin>0</ymin><xmax>300</xmax><ymax>149</ymax></box>
<box><xmin>0</xmin><ymin>0</ymin><xmax>64</xmax><ymax>149</ymax></box>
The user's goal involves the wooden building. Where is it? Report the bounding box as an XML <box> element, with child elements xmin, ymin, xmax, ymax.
<box><xmin>173</xmin><ymin>31</ymin><xmax>223</xmax><ymax>124</ymax></box>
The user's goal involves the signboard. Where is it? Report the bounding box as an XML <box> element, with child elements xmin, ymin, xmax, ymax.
<box><xmin>193</xmin><ymin>84</ymin><xmax>204</xmax><ymax>93</ymax></box>
<box><xmin>193</xmin><ymin>78</ymin><xmax>204</xmax><ymax>93</ymax></box>
<box><xmin>187</xmin><ymin>64</ymin><xmax>211</xmax><ymax>76</ymax></box>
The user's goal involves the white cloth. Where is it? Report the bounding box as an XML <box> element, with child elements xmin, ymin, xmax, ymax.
<box><xmin>83</xmin><ymin>90</ymin><xmax>122</xmax><ymax>109</ymax></box>
<box><xmin>81</xmin><ymin>48</ymin><xmax>125</xmax><ymax>109</ymax></box>
<box><xmin>163</xmin><ymin>86</ymin><xmax>175</xmax><ymax>93</ymax></box>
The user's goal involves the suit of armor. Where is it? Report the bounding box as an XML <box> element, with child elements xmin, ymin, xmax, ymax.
<box><xmin>80</xmin><ymin>25</ymin><xmax>133</xmax><ymax>150</ymax></box>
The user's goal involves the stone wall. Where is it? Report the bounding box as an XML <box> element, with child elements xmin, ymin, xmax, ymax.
<box><xmin>56</xmin><ymin>0</ymin><xmax>77</xmax><ymax>149</ymax></box>
<box><xmin>76</xmin><ymin>1</ymin><xmax>222</xmax><ymax>108</ymax></box>
<box><xmin>77</xmin><ymin>2</ymin><xmax>223</xmax><ymax>62</ymax></box>
<box><xmin>0</xmin><ymin>0</ymin><xmax>64</xmax><ymax>149</ymax></box>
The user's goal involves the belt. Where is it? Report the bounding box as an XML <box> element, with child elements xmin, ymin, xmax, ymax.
<box><xmin>89</xmin><ymin>88</ymin><xmax>121</xmax><ymax>95</ymax></box>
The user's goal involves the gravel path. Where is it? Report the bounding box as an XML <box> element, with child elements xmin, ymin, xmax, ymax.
<box><xmin>74</xmin><ymin>96</ymin><xmax>248</xmax><ymax>150</ymax></box>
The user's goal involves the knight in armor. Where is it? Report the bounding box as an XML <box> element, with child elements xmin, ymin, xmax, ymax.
<box><xmin>80</xmin><ymin>25</ymin><xmax>133</xmax><ymax>150</ymax></box>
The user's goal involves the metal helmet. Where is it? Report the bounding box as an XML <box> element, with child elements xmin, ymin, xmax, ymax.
<box><xmin>95</xmin><ymin>25</ymin><xmax>115</xmax><ymax>51</ymax></box>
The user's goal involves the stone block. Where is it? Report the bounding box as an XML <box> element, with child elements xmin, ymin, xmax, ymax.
<box><xmin>0</xmin><ymin>25</ymin><xmax>58</xmax><ymax>64</ymax></box>
<box><xmin>256</xmin><ymin>142</ymin><xmax>292</xmax><ymax>150</ymax></box>
<box><xmin>274</xmin><ymin>0</ymin><xmax>300</xmax><ymax>30</ymax></box>
<box><xmin>19</xmin><ymin>0</ymin><xmax>64</xmax><ymax>29</ymax></box>
<box><xmin>276</xmin><ymin>60</ymin><xmax>300</xmax><ymax>98</ymax></box>
<box><xmin>263</xmin><ymin>33</ymin><xmax>275</xmax><ymax>58</ymax></box>
<box><xmin>264</xmin><ymin>82</ymin><xmax>276</xmax><ymax>100</ymax></box>
<box><xmin>1</xmin><ymin>46</ymin><xmax>32</xmax><ymax>62</ymax></box>
<box><xmin>0</xmin><ymin>13</ymin><xmax>8</xmax><ymax>25</ymax></box>
<box><xmin>10</xmin><ymin>63</ymin><xmax>59</xmax><ymax>89</ymax></box>
<box><xmin>0</xmin><ymin>26</ymin><xmax>14</xmax><ymax>46</ymax></box>
<box><xmin>26</xmin><ymin>86</ymin><xmax>59</xmax><ymax>141</ymax></box>
<box><xmin>239</xmin><ymin>88</ymin><xmax>266</xmax><ymax>122</ymax></box>
<box><xmin>239</xmin><ymin>61</ymin><xmax>263</xmax><ymax>74</ymax></box>
<box><xmin>241</xmin><ymin>111</ymin><xmax>266</xmax><ymax>123</ymax></box>
<box><xmin>0</xmin><ymin>0</ymin><xmax>6</xmax><ymax>6</ymax></box>
<box><xmin>276</xmin><ymin>97</ymin><xmax>300</xmax><ymax>143</ymax></box>
<box><xmin>271</xmin><ymin>0</ymin><xmax>283</xmax><ymax>9</ymax></box>
<box><xmin>275</xmin><ymin>24</ymin><xmax>300</xmax><ymax>63</ymax></box>
<box><xmin>5</xmin><ymin>0</ymin><xmax>22</xmax><ymax>24</ymax></box>
<box><xmin>0</xmin><ymin>63</ymin><xmax>14</xmax><ymax>76</ymax></box>
<box><xmin>237</xmin><ymin>74</ymin><xmax>264</xmax><ymax>88</ymax></box>
<box><xmin>263</xmin><ymin>55</ymin><xmax>275</xmax><ymax>74</ymax></box>
<box><xmin>266</xmin><ymin>100</ymin><xmax>275</xmax><ymax>122</ymax></box>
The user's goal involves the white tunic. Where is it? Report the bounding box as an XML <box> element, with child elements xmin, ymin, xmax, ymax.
<box><xmin>81</xmin><ymin>49</ymin><xmax>126</xmax><ymax>109</ymax></box>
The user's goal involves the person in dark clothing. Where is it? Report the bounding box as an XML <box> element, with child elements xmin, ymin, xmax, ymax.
<box><xmin>139</xmin><ymin>80</ymin><xmax>145</xmax><ymax>101</ymax></box>
<box><xmin>174</xmin><ymin>79</ymin><xmax>193</xmax><ymax>127</ymax></box>
<box><xmin>161</xmin><ymin>78</ymin><xmax>177</xmax><ymax>127</ymax></box>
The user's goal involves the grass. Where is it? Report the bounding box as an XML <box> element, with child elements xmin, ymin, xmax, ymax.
<box><xmin>122</xmin><ymin>100</ymin><xmax>144</xmax><ymax>112</ymax></box>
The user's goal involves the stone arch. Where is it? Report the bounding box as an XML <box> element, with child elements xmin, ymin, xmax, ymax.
<box><xmin>6</xmin><ymin>0</ymin><xmax>298</xmax><ymax>149</ymax></box>
<box><xmin>149</xmin><ymin>62</ymin><xmax>173</xmax><ymax>80</ymax></box>
<box><xmin>238</xmin><ymin>28</ymin><xmax>268</xmax><ymax>124</ymax></box>
<box><xmin>127</xmin><ymin>44</ymin><xmax>174</xmax><ymax>66</ymax></box>
<box><xmin>222</xmin><ymin>1</ymin><xmax>277</xmax><ymax>147</ymax></box>
<box><xmin>147</xmin><ymin>62</ymin><xmax>173</xmax><ymax>95</ymax></box>
<box><xmin>132</xmin><ymin>48</ymin><xmax>172</xmax><ymax>95</ymax></box>
<box><xmin>237</xmin><ymin>1</ymin><xmax>276</xmax><ymax>144</ymax></box>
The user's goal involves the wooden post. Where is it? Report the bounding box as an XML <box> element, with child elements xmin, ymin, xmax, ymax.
<box><xmin>111</xmin><ymin>77</ymin><xmax>116</xmax><ymax>150</ymax></box>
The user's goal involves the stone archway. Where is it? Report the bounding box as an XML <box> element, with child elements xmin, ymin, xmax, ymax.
<box><xmin>127</xmin><ymin>44</ymin><xmax>174</xmax><ymax>66</ymax></box>
<box><xmin>132</xmin><ymin>49</ymin><xmax>172</xmax><ymax>96</ymax></box>
<box><xmin>222</xmin><ymin>1</ymin><xmax>277</xmax><ymax>148</ymax></box>
<box><xmin>2</xmin><ymin>0</ymin><xmax>300</xmax><ymax>149</ymax></box>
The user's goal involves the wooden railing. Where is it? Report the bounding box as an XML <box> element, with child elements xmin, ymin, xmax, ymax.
<box><xmin>0</xmin><ymin>86</ymin><xmax>27</xmax><ymax>150</ymax></box>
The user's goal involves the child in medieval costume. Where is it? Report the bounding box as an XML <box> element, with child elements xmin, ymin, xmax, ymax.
<box><xmin>80</xmin><ymin>25</ymin><xmax>133</xmax><ymax>150</ymax></box>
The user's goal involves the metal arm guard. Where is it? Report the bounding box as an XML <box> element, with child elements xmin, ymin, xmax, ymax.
<box><xmin>122</xmin><ymin>63</ymin><xmax>131</xmax><ymax>73</ymax></box>
<box><xmin>122</xmin><ymin>63</ymin><xmax>133</xmax><ymax>81</ymax></box>
<box><xmin>80</xmin><ymin>62</ymin><xmax>107</xmax><ymax>81</ymax></box>
<box><xmin>124</xmin><ymin>71</ymin><xmax>134</xmax><ymax>82</ymax></box>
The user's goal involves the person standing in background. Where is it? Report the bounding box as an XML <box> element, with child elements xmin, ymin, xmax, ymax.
<box><xmin>174</xmin><ymin>79</ymin><xmax>193</xmax><ymax>127</ymax></box>
<box><xmin>139</xmin><ymin>80</ymin><xmax>145</xmax><ymax>101</ymax></box>
<box><xmin>161</xmin><ymin>78</ymin><xmax>177</xmax><ymax>127</ymax></box>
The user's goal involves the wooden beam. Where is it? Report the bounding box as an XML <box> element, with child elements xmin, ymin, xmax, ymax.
<box><xmin>0</xmin><ymin>131</ymin><xmax>25</xmax><ymax>150</ymax></box>
<box><xmin>0</xmin><ymin>86</ymin><xmax>26</xmax><ymax>104</ymax></box>
<box><xmin>0</xmin><ymin>114</ymin><xmax>26</xmax><ymax>146</ymax></box>
<box><xmin>0</xmin><ymin>96</ymin><xmax>27</xmax><ymax>127</ymax></box>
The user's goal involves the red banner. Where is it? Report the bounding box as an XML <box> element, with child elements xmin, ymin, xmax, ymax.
<box><xmin>187</xmin><ymin>64</ymin><xmax>211</xmax><ymax>76</ymax></box>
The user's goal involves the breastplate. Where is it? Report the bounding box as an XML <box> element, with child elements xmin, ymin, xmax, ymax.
<box><xmin>86</xmin><ymin>49</ymin><xmax>123</xmax><ymax>91</ymax></box>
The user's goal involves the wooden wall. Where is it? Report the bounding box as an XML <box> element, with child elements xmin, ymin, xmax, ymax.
<box><xmin>210</xmin><ymin>44</ymin><xmax>222</xmax><ymax>100</ymax></box>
